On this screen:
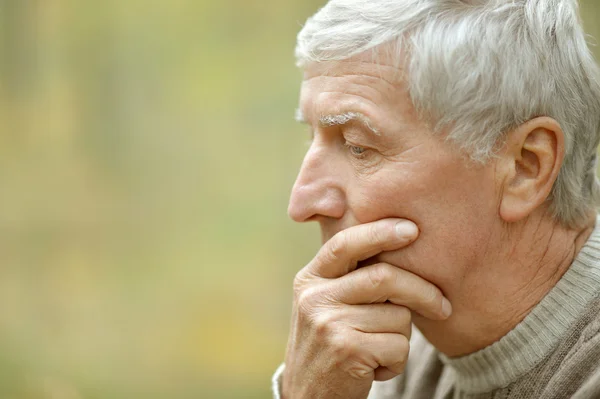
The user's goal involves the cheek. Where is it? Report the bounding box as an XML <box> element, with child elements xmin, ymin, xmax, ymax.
<box><xmin>349</xmin><ymin>162</ymin><xmax>498</xmax><ymax>289</ymax></box>
<box><xmin>347</xmin><ymin>163</ymin><xmax>466</xmax><ymax>224</ymax></box>
<box><xmin>347</xmin><ymin>169</ymin><xmax>427</xmax><ymax>223</ymax></box>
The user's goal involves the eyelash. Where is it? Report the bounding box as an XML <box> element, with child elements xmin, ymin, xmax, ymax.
<box><xmin>344</xmin><ymin>141</ymin><xmax>368</xmax><ymax>158</ymax></box>
<box><xmin>303</xmin><ymin>127</ymin><xmax>371</xmax><ymax>159</ymax></box>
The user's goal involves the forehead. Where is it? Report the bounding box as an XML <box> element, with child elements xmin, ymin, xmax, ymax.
<box><xmin>301</xmin><ymin>59</ymin><xmax>402</xmax><ymax>105</ymax></box>
<box><xmin>299</xmin><ymin>52</ymin><xmax>421</xmax><ymax>133</ymax></box>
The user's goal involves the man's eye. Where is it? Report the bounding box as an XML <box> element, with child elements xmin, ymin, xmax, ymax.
<box><xmin>345</xmin><ymin>142</ymin><xmax>367</xmax><ymax>156</ymax></box>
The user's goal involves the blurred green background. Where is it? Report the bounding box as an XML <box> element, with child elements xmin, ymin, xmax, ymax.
<box><xmin>1</xmin><ymin>1</ymin><xmax>600</xmax><ymax>398</ymax></box>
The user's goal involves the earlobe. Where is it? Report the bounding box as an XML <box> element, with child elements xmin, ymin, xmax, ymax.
<box><xmin>498</xmin><ymin>118</ymin><xmax>565</xmax><ymax>223</ymax></box>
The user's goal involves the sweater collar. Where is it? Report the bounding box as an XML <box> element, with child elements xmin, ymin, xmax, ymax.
<box><xmin>439</xmin><ymin>216</ymin><xmax>600</xmax><ymax>394</ymax></box>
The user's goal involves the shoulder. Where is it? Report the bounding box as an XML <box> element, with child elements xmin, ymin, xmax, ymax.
<box><xmin>560</xmin><ymin>295</ymin><xmax>600</xmax><ymax>368</ymax></box>
<box><xmin>539</xmin><ymin>296</ymin><xmax>600</xmax><ymax>397</ymax></box>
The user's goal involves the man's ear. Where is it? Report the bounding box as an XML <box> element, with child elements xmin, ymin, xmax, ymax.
<box><xmin>498</xmin><ymin>117</ymin><xmax>565</xmax><ymax>223</ymax></box>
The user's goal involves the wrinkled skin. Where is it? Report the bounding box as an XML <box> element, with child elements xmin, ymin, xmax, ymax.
<box><xmin>283</xmin><ymin>53</ymin><xmax>498</xmax><ymax>398</ymax></box>
<box><xmin>281</xmin><ymin>52</ymin><xmax>595</xmax><ymax>398</ymax></box>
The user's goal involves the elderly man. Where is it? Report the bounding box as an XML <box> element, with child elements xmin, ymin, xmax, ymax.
<box><xmin>273</xmin><ymin>0</ymin><xmax>600</xmax><ymax>398</ymax></box>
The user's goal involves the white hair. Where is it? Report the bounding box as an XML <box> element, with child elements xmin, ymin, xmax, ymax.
<box><xmin>296</xmin><ymin>0</ymin><xmax>600</xmax><ymax>227</ymax></box>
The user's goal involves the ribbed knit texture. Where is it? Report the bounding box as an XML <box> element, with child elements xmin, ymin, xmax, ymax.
<box><xmin>438</xmin><ymin>216</ymin><xmax>600</xmax><ymax>394</ymax></box>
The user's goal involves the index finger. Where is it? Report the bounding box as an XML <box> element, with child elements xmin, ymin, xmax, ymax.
<box><xmin>306</xmin><ymin>219</ymin><xmax>419</xmax><ymax>279</ymax></box>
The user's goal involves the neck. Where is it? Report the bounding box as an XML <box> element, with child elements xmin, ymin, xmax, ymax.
<box><xmin>413</xmin><ymin>211</ymin><xmax>596</xmax><ymax>357</ymax></box>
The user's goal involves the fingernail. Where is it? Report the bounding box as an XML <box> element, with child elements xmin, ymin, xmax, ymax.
<box><xmin>395</xmin><ymin>221</ymin><xmax>418</xmax><ymax>239</ymax></box>
<box><xmin>441</xmin><ymin>298</ymin><xmax>453</xmax><ymax>318</ymax></box>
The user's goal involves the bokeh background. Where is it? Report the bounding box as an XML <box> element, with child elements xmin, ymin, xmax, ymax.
<box><xmin>1</xmin><ymin>1</ymin><xmax>600</xmax><ymax>398</ymax></box>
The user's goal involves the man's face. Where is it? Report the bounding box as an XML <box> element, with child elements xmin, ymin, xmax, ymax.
<box><xmin>288</xmin><ymin>53</ymin><xmax>502</xmax><ymax>297</ymax></box>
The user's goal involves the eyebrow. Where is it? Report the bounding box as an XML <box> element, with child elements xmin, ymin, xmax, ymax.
<box><xmin>294</xmin><ymin>108</ymin><xmax>381</xmax><ymax>136</ymax></box>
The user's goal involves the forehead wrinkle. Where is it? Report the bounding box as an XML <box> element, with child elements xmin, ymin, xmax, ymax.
<box><xmin>349</xmin><ymin>72</ymin><xmax>399</xmax><ymax>93</ymax></box>
<box><xmin>304</xmin><ymin>59</ymin><xmax>403</xmax><ymax>89</ymax></box>
<box><xmin>321</xmin><ymin>71</ymin><xmax>399</xmax><ymax>92</ymax></box>
<box><xmin>316</xmin><ymin>91</ymin><xmax>382</xmax><ymax>116</ymax></box>
<box><xmin>306</xmin><ymin>74</ymin><xmax>396</xmax><ymax>108</ymax></box>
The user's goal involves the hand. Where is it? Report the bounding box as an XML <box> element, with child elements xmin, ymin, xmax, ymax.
<box><xmin>281</xmin><ymin>218</ymin><xmax>452</xmax><ymax>399</ymax></box>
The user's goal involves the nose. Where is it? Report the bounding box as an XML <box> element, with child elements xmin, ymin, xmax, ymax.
<box><xmin>288</xmin><ymin>142</ymin><xmax>346</xmax><ymax>222</ymax></box>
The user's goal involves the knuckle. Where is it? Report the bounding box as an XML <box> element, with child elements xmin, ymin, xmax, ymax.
<box><xmin>293</xmin><ymin>268</ymin><xmax>320</xmax><ymax>299</ymax></box>
<box><xmin>330</xmin><ymin>333</ymin><xmax>357</xmax><ymax>361</ymax></box>
<box><xmin>343</xmin><ymin>361</ymin><xmax>373</xmax><ymax>380</ymax></box>
<box><xmin>292</xmin><ymin>270</ymin><xmax>307</xmax><ymax>295</ymax></box>
<box><xmin>422</xmin><ymin>284</ymin><xmax>443</xmax><ymax>308</ymax></box>
<box><xmin>330</xmin><ymin>333</ymin><xmax>378</xmax><ymax>381</ymax></box>
<box><xmin>366</xmin><ymin>223</ymin><xmax>387</xmax><ymax>246</ymax></box>
<box><xmin>389</xmin><ymin>360</ymin><xmax>407</xmax><ymax>374</ymax></box>
<box><xmin>327</xmin><ymin>231</ymin><xmax>348</xmax><ymax>262</ymax></box>
<box><xmin>295</xmin><ymin>285</ymin><xmax>319</xmax><ymax>313</ymax></box>
<box><xmin>397</xmin><ymin>306</ymin><xmax>412</xmax><ymax>324</ymax></box>
<box><xmin>367</xmin><ymin>264</ymin><xmax>394</xmax><ymax>290</ymax></box>
<box><xmin>405</xmin><ymin>322</ymin><xmax>413</xmax><ymax>341</ymax></box>
<box><xmin>312</xmin><ymin>312</ymin><xmax>335</xmax><ymax>336</ymax></box>
<box><xmin>375</xmin><ymin>335</ymin><xmax>410</xmax><ymax>374</ymax></box>
<box><xmin>396</xmin><ymin>335</ymin><xmax>410</xmax><ymax>363</ymax></box>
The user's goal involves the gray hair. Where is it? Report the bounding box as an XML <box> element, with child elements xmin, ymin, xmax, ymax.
<box><xmin>296</xmin><ymin>0</ymin><xmax>600</xmax><ymax>227</ymax></box>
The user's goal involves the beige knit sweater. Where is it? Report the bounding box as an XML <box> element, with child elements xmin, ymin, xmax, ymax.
<box><xmin>273</xmin><ymin>216</ymin><xmax>600</xmax><ymax>398</ymax></box>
